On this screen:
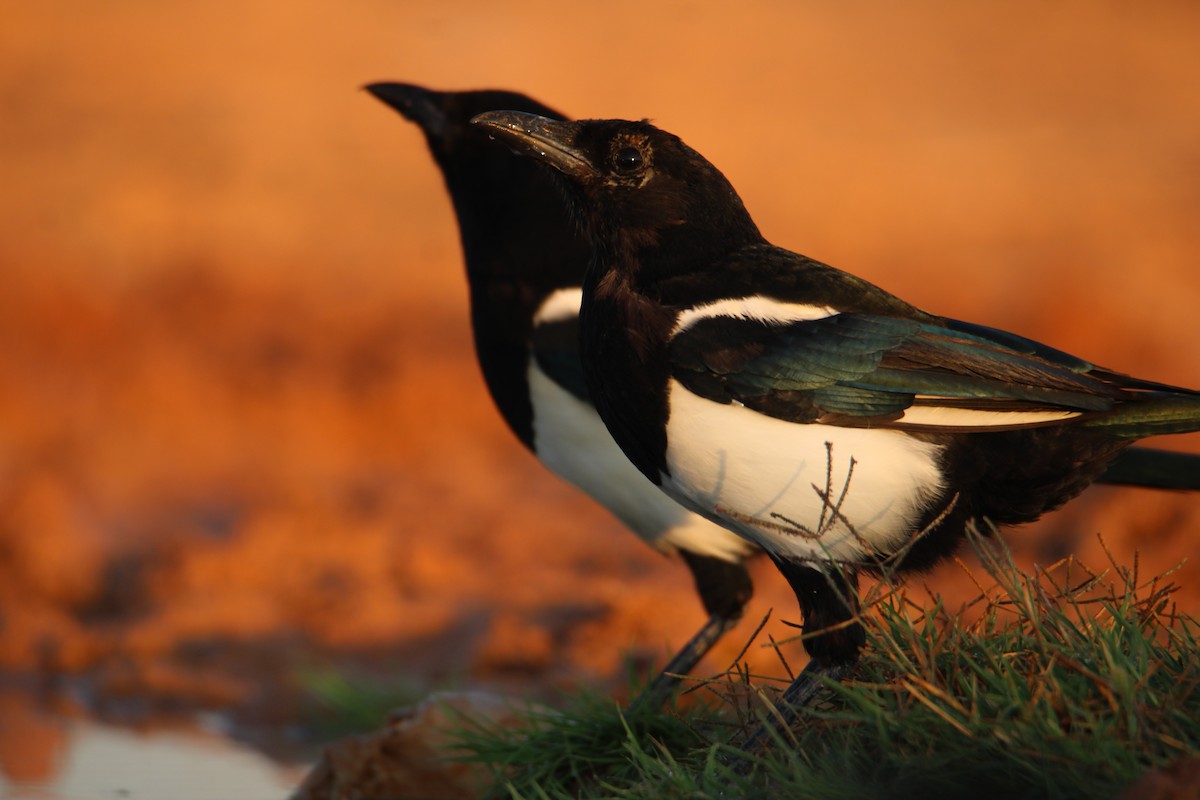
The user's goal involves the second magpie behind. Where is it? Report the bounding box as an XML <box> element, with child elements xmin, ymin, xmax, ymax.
<box><xmin>366</xmin><ymin>83</ymin><xmax>760</xmax><ymax>709</ymax></box>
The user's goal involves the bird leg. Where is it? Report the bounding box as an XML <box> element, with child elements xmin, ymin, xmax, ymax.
<box><xmin>735</xmin><ymin>659</ymin><xmax>851</xmax><ymax>759</ymax></box>
<box><xmin>628</xmin><ymin>551</ymin><xmax>753</xmax><ymax>712</ymax></box>
<box><xmin>627</xmin><ymin>612</ymin><xmax>742</xmax><ymax>714</ymax></box>
<box><xmin>731</xmin><ymin>559</ymin><xmax>863</xmax><ymax>763</ymax></box>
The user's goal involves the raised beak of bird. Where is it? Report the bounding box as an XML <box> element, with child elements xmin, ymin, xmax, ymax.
<box><xmin>364</xmin><ymin>82</ymin><xmax>449</xmax><ymax>134</ymax></box>
<box><xmin>471</xmin><ymin>111</ymin><xmax>594</xmax><ymax>178</ymax></box>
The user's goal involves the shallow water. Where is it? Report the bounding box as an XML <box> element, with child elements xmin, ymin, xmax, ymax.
<box><xmin>0</xmin><ymin>720</ymin><xmax>303</xmax><ymax>800</ymax></box>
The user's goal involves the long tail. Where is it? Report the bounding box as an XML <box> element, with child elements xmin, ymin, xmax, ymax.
<box><xmin>1099</xmin><ymin>446</ymin><xmax>1200</xmax><ymax>491</ymax></box>
<box><xmin>1085</xmin><ymin>392</ymin><xmax>1200</xmax><ymax>439</ymax></box>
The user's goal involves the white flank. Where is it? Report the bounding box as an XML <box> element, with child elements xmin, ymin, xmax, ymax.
<box><xmin>662</xmin><ymin>379</ymin><xmax>946</xmax><ymax>565</ymax></box>
<box><xmin>898</xmin><ymin>405</ymin><xmax>1082</xmax><ymax>428</ymax></box>
<box><xmin>532</xmin><ymin>287</ymin><xmax>584</xmax><ymax>326</ymax></box>
<box><xmin>672</xmin><ymin>296</ymin><xmax>837</xmax><ymax>336</ymax></box>
<box><xmin>527</xmin><ymin>361</ymin><xmax>757</xmax><ymax>562</ymax></box>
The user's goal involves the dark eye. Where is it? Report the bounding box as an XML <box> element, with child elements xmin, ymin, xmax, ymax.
<box><xmin>613</xmin><ymin>146</ymin><xmax>644</xmax><ymax>173</ymax></box>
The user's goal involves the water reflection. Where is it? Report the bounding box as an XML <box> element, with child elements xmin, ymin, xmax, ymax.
<box><xmin>0</xmin><ymin>715</ymin><xmax>301</xmax><ymax>800</ymax></box>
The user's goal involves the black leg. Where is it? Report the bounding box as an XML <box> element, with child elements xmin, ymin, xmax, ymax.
<box><xmin>627</xmin><ymin>553</ymin><xmax>753</xmax><ymax>712</ymax></box>
<box><xmin>729</xmin><ymin>559</ymin><xmax>863</xmax><ymax>765</ymax></box>
<box><xmin>735</xmin><ymin>660</ymin><xmax>851</xmax><ymax>759</ymax></box>
<box><xmin>680</xmin><ymin>550</ymin><xmax>755</xmax><ymax>620</ymax></box>
<box><xmin>628</xmin><ymin>612</ymin><xmax>742</xmax><ymax>713</ymax></box>
<box><xmin>771</xmin><ymin>557</ymin><xmax>864</xmax><ymax>668</ymax></box>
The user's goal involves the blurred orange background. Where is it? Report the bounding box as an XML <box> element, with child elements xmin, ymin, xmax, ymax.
<box><xmin>2</xmin><ymin>0</ymin><xmax>1200</xmax><ymax>750</ymax></box>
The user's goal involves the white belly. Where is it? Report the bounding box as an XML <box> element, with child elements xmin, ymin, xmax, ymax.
<box><xmin>527</xmin><ymin>363</ymin><xmax>756</xmax><ymax>562</ymax></box>
<box><xmin>661</xmin><ymin>379</ymin><xmax>946</xmax><ymax>565</ymax></box>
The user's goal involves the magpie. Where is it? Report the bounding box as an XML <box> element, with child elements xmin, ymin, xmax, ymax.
<box><xmin>364</xmin><ymin>83</ymin><xmax>760</xmax><ymax>709</ymax></box>
<box><xmin>472</xmin><ymin>110</ymin><xmax>1200</xmax><ymax>723</ymax></box>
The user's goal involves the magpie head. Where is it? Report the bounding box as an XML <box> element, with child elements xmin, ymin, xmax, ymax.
<box><xmin>366</xmin><ymin>83</ymin><xmax>591</xmax><ymax>287</ymax></box>
<box><xmin>472</xmin><ymin>111</ymin><xmax>761</xmax><ymax>280</ymax></box>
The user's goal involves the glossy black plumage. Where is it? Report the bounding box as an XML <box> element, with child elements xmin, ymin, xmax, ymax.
<box><xmin>368</xmin><ymin>84</ymin><xmax>583</xmax><ymax>450</ymax></box>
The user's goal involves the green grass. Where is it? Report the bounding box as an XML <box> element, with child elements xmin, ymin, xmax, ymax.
<box><xmin>297</xmin><ymin>666</ymin><xmax>428</xmax><ymax>738</ymax></box>
<box><xmin>444</xmin><ymin>529</ymin><xmax>1200</xmax><ymax>799</ymax></box>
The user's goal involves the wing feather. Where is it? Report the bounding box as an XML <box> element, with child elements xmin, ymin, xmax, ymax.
<box><xmin>669</xmin><ymin>311</ymin><xmax>1132</xmax><ymax>430</ymax></box>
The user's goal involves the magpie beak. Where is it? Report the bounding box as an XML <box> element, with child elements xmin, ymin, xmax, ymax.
<box><xmin>472</xmin><ymin>111</ymin><xmax>595</xmax><ymax>180</ymax></box>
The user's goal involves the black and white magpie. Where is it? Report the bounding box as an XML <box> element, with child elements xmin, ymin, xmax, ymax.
<box><xmin>472</xmin><ymin>110</ymin><xmax>1200</xmax><ymax>719</ymax></box>
<box><xmin>365</xmin><ymin>83</ymin><xmax>760</xmax><ymax>708</ymax></box>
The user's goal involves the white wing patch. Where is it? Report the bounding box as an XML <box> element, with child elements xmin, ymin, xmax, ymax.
<box><xmin>662</xmin><ymin>379</ymin><xmax>946</xmax><ymax>565</ymax></box>
<box><xmin>672</xmin><ymin>296</ymin><xmax>837</xmax><ymax>336</ymax></box>
<box><xmin>897</xmin><ymin>404</ymin><xmax>1083</xmax><ymax>429</ymax></box>
<box><xmin>532</xmin><ymin>287</ymin><xmax>583</xmax><ymax>326</ymax></box>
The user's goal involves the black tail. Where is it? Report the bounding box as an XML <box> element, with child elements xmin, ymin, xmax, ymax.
<box><xmin>1098</xmin><ymin>446</ymin><xmax>1200</xmax><ymax>491</ymax></box>
<box><xmin>1085</xmin><ymin>391</ymin><xmax>1200</xmax><ymax>439</ymax></box>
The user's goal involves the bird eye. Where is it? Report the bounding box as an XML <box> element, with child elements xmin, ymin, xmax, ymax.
<box><xmin>613</xmin><ymin>146</ymin><xmax>644</xmax><ymax>174</ymax></box>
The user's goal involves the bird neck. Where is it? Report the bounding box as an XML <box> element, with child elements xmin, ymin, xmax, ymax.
<box><xmin>436</xmin><ymin>157</ymin><xmax>588</xmax><ymax>452</ymax></box>
<box><xmin>577</xmin><ymin>264</ymin><xmax>676</xmax><ymax>483</ymax></box>
<box><xmin>587</xmin><ymin>211</ymin><xmax>763</xmax><ymax>302</ymax></box>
